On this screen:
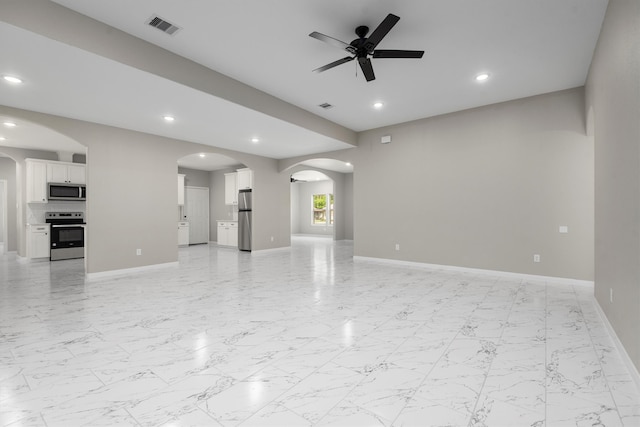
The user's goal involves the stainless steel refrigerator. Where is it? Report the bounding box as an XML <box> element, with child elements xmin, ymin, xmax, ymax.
<box><xmin>238</xmin><ymin>189</ymin><xmax>252</xmax><ymax>251</ymax></box>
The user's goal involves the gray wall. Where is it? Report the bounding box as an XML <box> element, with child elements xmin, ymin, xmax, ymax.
<box><xmin>344</xmin><ymin>173</ymin><xmax>354</xmax><ymax>240</ymax></box>
<box><xmin>291</xmin><ymin>180</ymin><xmax>334</xmax><ymax>236</ymax></box>
<box><xmin>0</xmin><ymin>158</ymin><xmax>16</xmax><ymax>251</ymax></box>
<box><xmin>586</xmin><ymin>0</ymin><xmax>640</xmax><ymax>373</ymax></box>
<box><xmin>354</xmin><ymin>88</ymin><xmax>593</xmax><ymax>280</ymax></box>
<box><xmin>178</xmin><ymin>166</ymin><xmax>210</xmax><ymax>188</ymax></box>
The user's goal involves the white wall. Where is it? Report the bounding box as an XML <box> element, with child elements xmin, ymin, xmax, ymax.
<box><xmin>354</xmin><ymin>88</ymin><xmax>593</xmax><ymax>280</ymax></box>
<box><xmin>586</xmin><ymin>0</ymin><xmax>640</xmax><ymax>373</ymax></box>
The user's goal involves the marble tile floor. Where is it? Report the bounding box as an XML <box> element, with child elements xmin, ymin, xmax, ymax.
<box><xmin>1</xmin><ymin>236</ymin><xmax>639</xmax><ymax>427</ymax></box>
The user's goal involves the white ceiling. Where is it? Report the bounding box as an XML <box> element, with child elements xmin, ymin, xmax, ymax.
<box><xmin>291</xmin><ymin>170</ymin><xmax>331</xmax><ymax>183</ymax></box>
<box><xmin>0</xmin><ymin>0</ymin><xmax>607</xmax><ymax>171</ymax></box>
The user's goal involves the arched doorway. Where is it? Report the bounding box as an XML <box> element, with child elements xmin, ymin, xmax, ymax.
<box><xmin>0</xmin><ymin>116</ymin><xmax>86</xmax><ymax>258</ymax></box>
<box><xmin>176</xmin><ymin>151</ymin><xmax>247</xmax><ymax>247</ymax></box>
<box><xmin>290</xmin><ymin>169</ymin><xmax>334</xmax><ymax>238</ymax></box>
<box><xmin>287</xmin><ymin>159</ymin><xmax>354</xmax><ymax>242</ymax></box>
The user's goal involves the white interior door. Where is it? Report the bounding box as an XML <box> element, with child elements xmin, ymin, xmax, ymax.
<box><xmin>185</xmin><ymin>186</ymin><xmax>209</xmax><ymax>245</ymax></box>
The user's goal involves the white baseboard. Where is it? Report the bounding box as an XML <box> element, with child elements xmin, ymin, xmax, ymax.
<box><xmin>86</xmin><ymin>261</ymin><xmax>178</xmax><ymax>280</ymax></box>
<box><xmin>353</xmin><ymin>256</ymin><xmax>594</xmax><ymax>288</ymax></box>
<box><xmin>594</xmin><ymin>299</ymin><xmax>640</xmax><ymax>393</ymax></box>
<box><xmin>251</xmin><ymin>246</ymin><xmax>291</xmax><ymax>256</ymax></box>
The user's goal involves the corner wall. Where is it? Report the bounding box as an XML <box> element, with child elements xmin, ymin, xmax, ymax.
<box><xmin>354</xmin><ymin>88</ymin><xmax>593</xmax><ymax>280</ymax></box>
<box><xmin>0</xmin><ymin>158</ymin><xmax>16</xmax><ymax>251</ymax></box>
<box><xmin>586</xmin><ymin>0</ymin><xmax>640</xmax><ymax>373</ymax></box>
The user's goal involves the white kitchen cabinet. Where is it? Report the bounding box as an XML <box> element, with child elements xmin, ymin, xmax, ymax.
<box><xmin>67</xmin><ymin>164</ymin><xmax>86</xmax><ymax>184</ymax></box>
<box><xmin>26</xmin><ymin>159</ymin><xmax>48</xmax><ymax>203</ymax></box>
<box><xmin>177</xmin><ymin>174</ymin><xmax>185</xmax><ymax>205</ymax></box>
<box><xmin>178</xmin><ymin>221</ymin><xmax>189</xmax><ymax>246</ymax></box>
<box><xmin>224</xmin><ymin>172</ymin><xmax>237</xmax><ymax>205</ymax></box>
<box><xmin>236</xmin><ymin>168</ymin><xmax>253</xmax><ymax>190</ymax></box>
<box><xmin>47</xmin><ymin>161</ymin><xmax>85</xmax><ymax>184</ymax></box>
<box><xmin>27</xmin><ymin>224</ymin><xmax>50</xmax><ymax>259</ymax></box>
<box><xmin>217</xmin><ymin>221</ymin><xmax>238</xmax><ymax>247</ymax></box>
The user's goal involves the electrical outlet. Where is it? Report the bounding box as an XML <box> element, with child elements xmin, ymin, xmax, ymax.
<box><xmin>533</xmin><ymin>254</ymin><xmax>540</xmax><ymax>263</ymax></box>
<box><xmin>136</xmin><ymin>249</ymin><xmax>142</xmax><ymax>256</ymax></box>
<box><xmin>270</xmin><ymin>236</ymin><xmax>274</xmax><ymax>242</ymax></box>
<box><xmin>395</xmin><ymin>244</ymin><xmax>400</xmax><ymax>251</ymax></box>
<box><xmin>610</xmin><ymin>288</ymin><xmax>613</xmax><ymax>303</ymax></box>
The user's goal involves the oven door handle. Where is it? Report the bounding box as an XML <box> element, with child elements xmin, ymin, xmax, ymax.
<box><xmin>50</xmin><ymin>224</ymin><xmax>84</xmax><ymax>228</ymax></box>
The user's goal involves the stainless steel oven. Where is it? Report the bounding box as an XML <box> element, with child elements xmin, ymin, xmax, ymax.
<box><xmin>46</xmin><ymin>212</ymin><xmax>85</xmax><ymax>261</ymax></box>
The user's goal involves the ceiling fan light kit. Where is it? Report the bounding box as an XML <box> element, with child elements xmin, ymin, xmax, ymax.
<box><xmin>309</xmin><ymin>13</ymin><xmax>425</xmax><ymax>82</ymax></box>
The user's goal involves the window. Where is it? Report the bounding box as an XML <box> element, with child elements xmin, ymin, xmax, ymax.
<box><xmin>313</xmin><ymin>194</ymin><xmax>327</xmax><ymax>225</ymax></box>
<box><xmin>312</xmin><ymin>193</ymin><xmax>334</xmax><ymax>226</ymax></box>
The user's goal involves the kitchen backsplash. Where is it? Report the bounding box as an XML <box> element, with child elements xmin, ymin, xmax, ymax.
<box><xmin>27</xmin><ymin>202</ymin><xmax>86</xmax><ymax>224</ymax></box>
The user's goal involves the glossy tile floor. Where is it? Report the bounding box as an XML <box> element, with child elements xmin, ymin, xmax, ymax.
<box><xmin>1</xmin><ymin>237</ymin><xmax>639</xmax><ymax>427</ymax></box>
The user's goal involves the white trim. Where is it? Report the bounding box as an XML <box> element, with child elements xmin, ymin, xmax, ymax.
<box><xmin>251</xmin><ymin>246</ymin><xmax>291</xmax><ymax>256</ymax></box>
<box><xmin>353</xmin><ymin>256</ymin><xmax>594</xmax><ymax>288</ymax></box>
<box><xmin>85</xmin><ymin>261</ymin><xmax>178</xmax><ymax>280</ymax></box>
<box><xmin>594</xmin><ymin>299</ymin><xmax>640</xmax><ymax>393</ymax></box>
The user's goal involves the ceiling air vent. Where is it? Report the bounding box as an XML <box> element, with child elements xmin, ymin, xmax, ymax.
<box><xmin>147</xmin><ymin>15</ymin><xmax>181</xmax><ymax>35</ymax></box>
<box><xmin>318</xmin><ymin>103</ymin><xmax>333</xmax><ymax>110</ymax></box>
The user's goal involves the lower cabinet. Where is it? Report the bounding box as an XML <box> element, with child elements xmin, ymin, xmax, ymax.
<box><xmin>217</xmin><ymin>221</ymin><xmax>238</xmax><ymax>247</ymax></box>
<box><xmin>178</xmin><ymin>221</ymin><xmax>189</xmax><ymax>246</ymax></box>
<box><xmin>28</xmin><ymin>224</ymin><xmax>50</xmax><ymax>259</ymax></box>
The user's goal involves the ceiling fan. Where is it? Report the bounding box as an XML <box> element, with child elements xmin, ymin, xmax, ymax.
<box><xmin>309</xmin><ymin>13</ymin><xmax>424</xmax><ymax>82</ymax></box>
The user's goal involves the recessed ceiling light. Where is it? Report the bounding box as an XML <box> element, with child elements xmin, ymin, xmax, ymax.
<box><xmin>475</xmin><ymin>73</ymin><xmax>490</xmax><ymax>82</ymax></box>
<box><xmin>199</xmin><ymin>153</ymin><xmax>206</xmax><ymax>158</ymax></box>
<box><xmin>0</xmin><ymin>137</ymin><xmax>6</xmax><ymax>141</ymax></box>
<box><xmin>3</xmin><ymin>122</ymin><xmax>16</xmax><ymax>127</ymax></box>
<box><xmin>163</xmin><ymin>115</ymin><xmax>175</xmax><ymax>122</ymax></box>
<box><xmin>345</xmin><ymin>162</ymin><xmax>352</xmax><ymax>166</ymax></box>
<box><xmin>373</xmin><ymin>102</ymin><xmax>384</xmax><ymax>109</ymax></box>
<box><xmin>2</xmin><ymin>75</ymin><xmax>23</xmax><ymax>84</ymax></box>
<box><xmin>251</xmin><ymin>138</ymin><xmax>260</xmax><ymax>143</ymax></box>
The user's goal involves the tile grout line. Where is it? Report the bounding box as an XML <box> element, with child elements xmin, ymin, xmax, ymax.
<box><xmin>466</xmin><ymin>277</ymin><xmax>523</xmax><ymax>427</ymax></box>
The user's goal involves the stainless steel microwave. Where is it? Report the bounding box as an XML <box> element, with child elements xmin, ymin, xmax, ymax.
<box><xmin>48</xmin><ymin>183</ymin><xmax>86</xmax><ymax>201</ymax></box>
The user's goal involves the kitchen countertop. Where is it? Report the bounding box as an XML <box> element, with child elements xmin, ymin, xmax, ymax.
<box><xmin>217</xmin><ymin>220</ymin><xmax>237</xmax><ymax>223</ymax></box>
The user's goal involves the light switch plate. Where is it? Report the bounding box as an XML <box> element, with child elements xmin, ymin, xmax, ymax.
<box><xmin>559</xmin><ymin>226</ymin><xmax>569</xmax><ymax>233</ymax></box>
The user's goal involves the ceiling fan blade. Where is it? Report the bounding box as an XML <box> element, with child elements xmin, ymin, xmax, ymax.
<box><xmin>358</xmin><ymin>57</ymin><xmax>376</xmax><ymax>82</ymax></box>
<box><xmin>309</xmin><ymin>31</ymin><xmax>356</xmax><ymax>54</ymax></box>
<box><xmin>373</xmin><ymin>49</ymin><xmax>425</xmax><ymax>59</ymax></box>
<box><xmin>313</xmin><ymin>56</ymin><xmax>355</xmax><ymax>73</ymax></box>
<box><xmin>364</xmin><ymin>13</ymin><xmax>400</xmax><ymax>53</ymax></box>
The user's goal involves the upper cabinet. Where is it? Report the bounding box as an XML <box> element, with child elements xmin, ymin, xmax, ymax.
<box><xmin>224</xmin><ymin>172</ymin><xmax>237</xmax><ymax>205</ymax></box>
<box><xmin>26</xmin><ymin>159</ymin><xmax>48</xmax><ymax>203</ymax></box>
<box><xmin>26</xmin><ymin>159</ymin><xmax>86</xmax><ymax>203</ymax></box>
<box><xmin>178</xmin><ymin>174</ymin><xmax>185</xmax><ymax>205</ymax></box>
<box><xmin>237</xmin><ymin>168</ymin><xmax>253</xmax><ymax>190</ymax></box>
<box><xmin>47</xmin><ymin>161</ymin><xmax>85</xmax><ymax>184</ymax></box>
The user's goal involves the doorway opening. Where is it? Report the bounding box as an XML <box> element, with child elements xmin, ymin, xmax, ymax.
<box><xmin>177</xmin><ymin>152</ymin><xmax>247</xmax><ymax>248</ymax></box>
<box><xmin>290</xmin><ymin>170</ymin><xmax>335</xmax><ymax>239</ymax></box>
<box><xmin>287</xmin><ymin>158</ymin><xmax>354</xmax><ymax>243</ymax></box>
